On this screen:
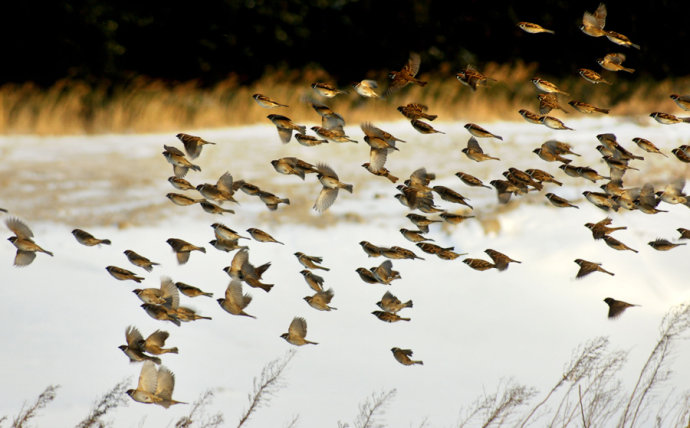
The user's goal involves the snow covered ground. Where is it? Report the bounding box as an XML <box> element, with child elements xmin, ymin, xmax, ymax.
<box><xmin>0</xmin><ymin>116</ymin><xmax>689</xmax><ymax>427</ymax></box>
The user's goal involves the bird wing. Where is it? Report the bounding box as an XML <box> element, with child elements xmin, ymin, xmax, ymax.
<box><xmin>6</xmin><ymin>218</ymin><xmax>33</xmax><ymax>239</ymax></box>
<box><xmin>316</xmin><ymin>163</ymin><xmax>338</xmax><ymax>179</ymax></box>
<box><xmin>14</xmin><ymin>250</ymin><xmax>36</xmax><ymax>267</ymax></box>
<box><xmin>126</xmin><ymin>325</ymin><xmax>145</xmax><ymax>348</ymax></box>
<box><xmin>322</xmin><ymin>113</ymin><xmax>345</xmax><ymax>130</ymax></box>
<box><xmin>369</xmin><ymin>148</ymin><xmax>388</xmax><ymax>171</ymax></box>
<box><xmin>216</xmin><ymin>172</ymin><xmax>234</xmax><ymax>193</ymax></box>
<box><xmin>313</xmin><ymin>187</ymin><xmax>338</xmax><ymax>212</ymax></box>
<box><xmin>405</xmin><ymin>52</ymin><xmax>421</xmax><ymax>77</ymax></box>
<box><xmin>467</xmin><ymin>137</ymin><xmax>483</xmax><ymax>153</ymax></box>
<box><xmin>638</xmin><ymin>183</ymin><xmax>657</xmax><ymax>207</ymax></box>
<box><xmin>381</xmin><ymin>290</ymin><xmax>395</xmax><ymax>306</ymax></box>
<box><xmin>146</xmin><ymin>330</ymin><xmax>170</xmax><ymax>348</ymax></box>
<box><xmin>276</xmin><ymin>127</ymin><xmax>292</xmax><ymax>143</ymax></box>
<box><xmin>593</xmin><ymin>3</ymin><xmax>607</xmax><ymax>28</ymax></box>
<box><xmin>161</xmin><ymin>277</ymin><xmax>180</xmax><ymax>309</ymax></box>
<box><xmin>226</xmin><ymin>279</ymin><xmax>244</xmax><ymax>304</ymax></box>
<box><xmin>289</xmin><ymin>317</ymin><xmax>308</xmax><ymax>338</ymax></box>
<box><xmin>155</xmin><ymin>366</ymin><xmax>175</xmax><ymax>400</ymax></box>
<box><xmin>230</xmin><ymin>249</ymin><xmax>249</xmax><ymax>273</ymax></box>
<box><xmin>605</xmin><ymin>53</ymin><xmax>625</xmax><ymax>65</ymax></box>
<box><xmin>163</xmin><ymin>145</ymin><xmax>186</xmax><ymax>156</ymax></box>
<box><xmin>176</xmin><ymin>251</ymin><xmax>190</xmax><ymax>265</ymax></box>
<box><xmin>137</xmin><ymin>361</ymin><xmax>159</xmax><ymax>393</ymax></box>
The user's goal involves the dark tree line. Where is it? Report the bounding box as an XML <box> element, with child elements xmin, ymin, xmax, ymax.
<box><xmin>4</xmin><ymin>0</ymin><xmax>688</xmax><ymax>87</ymax></box>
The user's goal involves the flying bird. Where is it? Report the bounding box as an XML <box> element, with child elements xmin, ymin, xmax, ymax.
<box><xmin>126</xmin><ymin>361</ymin><xmax>186</xmax><ymax>408</ymax></box>
<box><xmin>281</xmin><ymin>317</ymin><xmax>318</xmax><ymax>346</ymax></box>
<box><xmin>6</xmin><ymin>218</ymin><xmax>53</xmax><ymax>266</ymax></box>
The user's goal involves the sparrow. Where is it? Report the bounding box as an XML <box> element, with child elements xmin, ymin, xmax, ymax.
<box><xmin>211</xmin><ymin>223</ymin><xmax>250</xmax><ymax>241</ymax></box>
<box><xmin>519</xmin><ymin>109</ymin><xmax>544</xmax><ymax>124</ymax></box>
<box><xmin>196</xmin><ymin>172</ymin><xmax>237</xmax><ymax>205</ymax></box>
<box><xmin>217</xmin><ymin>279</ymin><xmax>256</xmax><ymax>318</ymax></box>
<box><xmin>531</xmin><ymin>78</ymin><xmax>569</xmax><ymax>95</ymax></box>
<box><xmin>603</xmin><ymin>235</ymin><xmax>638</xmax><ymax>253</ymax></box>
<box><xmin>397</xmin><ymin>103</ymin><xmax>437</xmax><ymax>121</ymax></box>
<box><xmin>456</xmin><ymin>65</ymin><xmax>494</xmax><ymax>91</ymax></box>
<box><xmin>463</xmin><ymin>258</ymin><xmax>495</xmax><ymax>271</ymax></box>
<box><xmin>650</xmin><ymin>112</ymin><xmax>690</xmax><ymax>125</ymax></box>
<box><xmin>656</xmin><ymin>178</ymin><xmax>687</xmax><ymax>204</ymax></box>
<box><xmin>71</xmin><ymin>228</ymin><xmax>111</xmax><ymax>246</ymax></box>
<box><xmin>252</xmin><ymin>93</ymin><xmax>288</xmax><ymax>108</ymax></box>
<box><xmin>133</xmin><ymin>276</ymin><xmax>177</xmax><ymax>305</ymax></box>
<box><xmin>439</xmin><ymin>212</ymin><xmax>474</xmax><ymax>225</ymax></box>
<box><xmin>597</xmin><ymin>53</ymin><xmax>634</xmax><ymax>73</ymax></box>
<box><xmin>176</xmin><ymin>133</ymin><xmax>215</xmax><ymax>159</ymax></box>
<box><xmin>382</xmin><ymin>245</ymin><xmax>425</xmax><ymax>260</ymax></box>
<box><xmin>485</xmin><ymin>249</ymin><xmax>521</xmax><ymax>271</ymax></box>
<box><xmin>578</xmin><ymin>68</ymin><xmax>611</xmax><ymax>85</ymax></box>
<box><xmin>670</xmin><ymin>94</ymin><xmax>690</xmax><ymax>111</ymax></box>
<box><xmin>533</xmin><ymin>142</ymin><xmax>574</xmax><ymax>164</ymax></box>
<box><xmin>545</xmin><ymin>193</ymin><xmax>579</xmax><ymax>209</ymax></box>
<box><xmin>604</xmin><ymin>297</ymin><xmax>638</xmax><ymax>319</ymax></box>
<box><xmin>568</xmin><ymin>101</ymin><xmax>610</xmax><ymax>114</ymax></box>
<box><xmin>583</xmin><ymin>191</ymin><xmax>619</xmax><ymax>211</ymax></box>
<box><xmin>455</xmin><ymin>171</ymin><xmax>491</xmax><ymax>189</ymax></box>
<box><xmin>304</xmin><ymin>288</ymin><xmax>337</xmax><ymax>311</ymax></box>
<box><xmin>141</xmin><ymin>303</ymin><xmax>181</xmax><ymax>326</ymax></box>
<box><xmin>416</xmin><ymin>243</ymin><xmax>461</xmax><ymax>259</ymax></box>
<box><xmin>405</xmin><ymin>213</ymin><xmax>441</xmax><ymax>233</ymax></box>
<box><xmin>294</xmin><ymin>133</ymin><xmax>328</xmax><ymax>147</ymax></box>
<box><xmin>235</xmin><ymin>180</ymin><xmax>261</xmax><ymax>195</ymax></box>
<box><xmin>362</xmin><ymin>163</ymin><xmax>399</xmax><ymax>183</ymax></box>
<box><xmin>371</xmin><ymin>259</ymin><xmax>400</xmax><ymax>284</ymax></box>
<box><xmin>313</xmin><ymin>163</ymin><xmax>353</xmax><ymax>212</ymax></box>
<box><xmin>311</xmin><ymin>82</ymin><xmax>345</xmax><ymax>98</ymax></box>
<box><xmin>648</xmin><ymin>238</ymin><xmax>686</xmax><ymax>251</ymax></box>
<box><xmin>399</xmin><ymin>228</ymin><xmax>433</xmax><ymax>243</ymax></box>
<box><xmin>432</xmin><ymin>186</ymin><xmax>472</xmax><ymax>208</ymax></box>
<box><xmin>174</xmin><ymin>306</ymin><xmax>212</xmax><ymax>323</ymax></box>
<box><xmin>295</xmin><ymin>252</ymin><xmax>329</xmax><ymax>270</ymax></box>
<box><xmin>353</xmin><ymin>80</ymin><xmax>380</xmax><ymax>98</ymax></box>
<box><xmin>580</xmin><ymin>3</ymin><xmax>607</xmax><ymax>37</ymax></box>
<box><xmin>464</xmin><ymin>123</ymin><xmax>503</xmax><ymax>140</ymax></box>
<box><xmin>359</xmin><ymin>240</ymin><xmax>383</xmax><ymax>257</ymax></box>
<box><xmin>602</xmin><ymin>156</ymin><xmax>639</xmax><ymax>173</ymax></box>
<box><xmin>362</xmin><ymin>122</ymin><xmax>406</xmax><ymax>145</ymax></box>
<box><xmin>634</xmin><ymin>183</ymin><xmax>666</xmax><ymax>214</ymax></box>
<box><xmin>210</xmin><ymin>237</ymin><xmax>246</xmax><ymax>253</ymax></box>
<box><xmin>126</xmin><ymin>361</ymin><xmax>186</xmax><ymax>408</ymax></box>
<box><xmin>462</xmin><ymin>137</ymin><xmax>500</xmax><ymax>162</ymax></box>
<box><xmin>162</xmin><ymin>145</ymin><xmax>201</xmax><ymax>178</ymax></box>
<box><xmin>391</xmin><ymin>347</ymin><xmax>423</xmax><ymax>365</ymax></box>
<box><xmin>558</xmin><ymin>164</ymin><xmax>580</xmax><ymax>178</ymax></box>
<box><xmin>256</xmin><ymin>190</ymin><xmax>290</xmax><ymax>211</ymax></box>
<box><xmin>438</xmin><ymin>249</ymin><xmax>464</xmax><ymax>260</ymax></box>
<box><xmin>166</xmin><ymin>238</ymin><xmax>206</xmax><ymax>265</ymax></box>
<box><xmin>537</xmin><ymin>93</ymin><xmax>569</xmax><ymax>115</ymax></box>
<box><xmin>355</xmin><ymin>267</ymin><xmax>381</xmax><ymax>284</ymax></box>
<box><xmin>507</xmin><ymin>167</ymin><xmax>543</xmax><ymax>191</ymax></box>
<box><xmin>410</xmin><ymin>119</ymin><xmax>444</xmax><ymax>134</ymax></box>
<box><xmin>525</xmin><ymin>169</ymin><xmax>562</xmax><ymax>186</ymax></box>
<box><xmin>677</xmin><ymin>228</ymin><xmax>690</xmax><ymax>240</ymax></box>
<box><xmin>387</xmin><ymin>52</ymin><xmax>426</xmax><ymax>94</ymax></box>
<box><xmin>490</xmin><ymin>179</ymin><xmax>519</xmax><ymax>204</ymax></box>
<box><xmin>267</xmin><ymin>114</ymin><xmax>307</xmax><ymax>143</ymax></box>
<box><xmin>372</xmin><ymin>311</ymin><xmax>410</xmax><ymax>323</ymax></box>
<box><xmin>106</xmin><ymin>265</ymin><xmax>144</xmax><ymax>283</ymax></box>
<box><xmin>166</xmin><ymin>193</ymin><xmax>203</xmax><ymax>206</ymax></box>
<box><xmin>311</xmin><ymin>126</ymin><xmax>357</xmax><ymax>143</ymax></box>
<box><xmin>200</xmin><ymin>200</ymin><xmax>235</xmax><ymax>215</ymax></box>
<box><xmin>167</xmin><ymin>176</ymin><xmax>195</xmax><ymax>191</ymax></box>
<box><xmin>377</xmin><ymin>290</ymin><xmax>412</xmax><ymax>313</ymax></box>
<box><xmin>6</xmin><ymin>218</ymin><xmax>53</xmax><ymax>266</ymax></box>
<box><xmin>224</xmin><ymin>248</ymin><xmax>273</xmax><ymax>292</ymax></box>
<box><xmin>119</xmin><ymin>326</ymin><xmax>162</xmax><ymax>364</ymax></box>
<box><xmin>271</xmin><ymin>157</ymin><xmax>318</xmax><ymax>180</ymax></box>
<box><xmin>175</xmin><ymin>282</ymin><xmax>213</xmax><ymax>298</ymax></box>
<box><xmin>575</xmin><ymin>166</ymin><xmax>610</xmax><ymax>183</ymax></box>
<box><xmin>517</xmin><ymin>22</ymin><xmax>554</xmax><ymax>34</ymax></box>
<box><xmin>246</xmin><ymin>227</ymin><xmax>283</xmax><ymax>245</ymax></box>
<box><xmin>574</xmin><ymin>258</ymin><xmax>614</xmax><ymax>278</ymax></box>
<box><xmin>311</xmin><ymin>102</ymin><xmax>344</xmax><ymax>123</ymax></box>
<box><xmin>605</xmin><ymin>30</ymin><xmax>640</xmax><ymax>49</ymax></box>
<box><xmin>672</xmin><ymin>147</ymin><xmax>690</xmax><ymax>163</ymax></box>
<box><xmin>632</xmin><ymin>138</ymin><xmax>666</xmax><ymax>157</ymax></box>
<box><xmin>300</xmin><ymin>269</ymin><xmax>325</xmax><ymax>292</ymax></box>
<box><xmin>124</xmin><ymin>250</ymin><xmax>160</xmax><ymax>272</ymax></box>
<box><xmin>281</xmin><ymin>317</ymin><xmax>318</xmax><ymax>345</ymax></box>
<box><xmin>141</xmin><ymin>329</ymin><xmax>178</xmax><ymax>355</ymax></box>
<box><xmin>540</xmin><ymin>115</ymin><xmax>574</xmax><ymax>130</ymax></box>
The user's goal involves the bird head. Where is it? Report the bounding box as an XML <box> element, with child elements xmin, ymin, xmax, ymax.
<box><xmin>280</xmin><ymin>333</ymin><xmax>289</xmax><ymax>340</ymax></box>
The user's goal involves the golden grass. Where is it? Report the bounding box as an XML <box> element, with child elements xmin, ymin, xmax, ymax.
<box><xmin>1</xmin><ymin>62</ymin><xmax>688</xmax><ymax>135</ymax></box>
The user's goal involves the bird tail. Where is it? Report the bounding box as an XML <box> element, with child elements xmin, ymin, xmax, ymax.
<box><xmin>43</xmin><ymin>249</ymin><xmax>54</xmax><ymax>257</ymax></box>
<box><xmin>134</xmin><ymin>276</ymin><xmax>144</xmax><ymax>283</ymax></box>
<box><xmin>415</xmin><ymin>79</ymin><xmax>427</xmax><ymax>87</ymax></box>
<box><xmin>561</xmin><ymin>158</ymin><xmax>572</xmax><ymax>164</ymax></box>
<box><xmin>386</xmin><ymin>173</ymin><xmax>399</xmax><ymax>183</ymax></box>
<box><xmin>317</xmin><ymin>266</ymin><xmax>330</xmax><ymax>271</ymax></box>
<box><xmin>413</xmin><ymin>360</ymin><xmax>424</xmax><ymax>365</ymax></box>
<box><xmin>400</xmin><ymin>316</ymin><xmax>412</xmax><ymax>321</ymax></box>
<box><xmin>424</xmin><ymin>114</ymin><xmax>437</xmax><ymax>121</ymax></box>
<box><xmin>256</xmin><ymin>262</ymin><xmax>272</xmax><ymax>277</ymax></box>
<box><xmin>260</xmin><ymin>283</ymin><xmax>274</xmax><ymax>293</ymax></box>
<box><xmin>202</xmin><ymin>292</ymin><xmax>213</xmax><ymax>298</ymax></box>
<box><xmin>404</xmin><ymin>300</ymin><xmax>413</xmax><ymax>308</ymax></box>
<box><xmin>297</xmin><ymin>125</ymin><xmax>307</xmax><ymax>134</ymax></box>
<box><xmin>296</xmin><ymin>169</ymin><xmax>306</xmax><ymax>180</ymax></box>
<box><xmin>143</xmin><ymin>265</ymin><xmax>153</xmax><ymax>272</ymax></box>
<box><xmin>167</xmin><ymin>347</ymin><xmax>179</xmax><ymax>354</ymax></box>
<box><xmin>191</xmin><ymin>164</ymin><xmax>201</xmax><ymax>172</ymax></box>
<box><xmin>596</xmin><ymin>107</ymin><xmax>610</xmax><ymax>114</ymax></box>
<box><xmin>306</xmin><ymin>340</ymin><xmax>319</xmax><ymax>345</ymax></box>
<box><xmin>151</xmin><ymin>356</ymin><xmax>162</xmax><ymax>365</ymax></box>
<box><xmin>281</xmin><ymin>198</ymin><xmax>290</xmax><ymax>205</ymax></box>
<box><xmin>343</xmin><ymin>184</ymin><xmax>354</xmax><ymax>193</ymax></box>
<box><xmin>682</xmin><ymin>117</ymin><xmax>690</xmax><ymax>123</ymax></box>
<box><xmin>198</xmin><ymin>247</ymin><xmax>207</xmax><ymax>253</ymax></box>
<box><xmin>622</xmin><ymin>66</ymin><xmax>635</xmax><ymax>73</ymax></box>
<box><xmin>100</xmin><ymin>239</ymin><xmax>112</xmax><ymax>245</ymax></box>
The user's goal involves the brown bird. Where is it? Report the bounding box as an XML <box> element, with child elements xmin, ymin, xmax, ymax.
<box><xmin>106</xmin><ymin>265</ymin><xmax>144</xmax><ymax>283</ymax></box>
<box><xmin>462</xmin><ymin>137</ymin><xmax>500</xmax><ymax>162</ymax></box>
<box><xmin>583</xmin><ymin>191</ymin><xmax>619</xmax><ymax>212</ymax></box>
<box><xmin>432</xmin><ymin>185</ymin><xmax>473</xmax><ymax>208</ymax></box>
<box><xmin>410</xmin><ymin>119</ymin><xmax>444</xmax><ymax>134</ymax></box>
<box><xmin>359</xmin><ymin>240</ymin><xmax>383</xmax><ymax>257</ymax></box>
<box><xmin>597</xmin><ymin>53</ymin><xmax>635</xmax><ymax>73</ymax></box>
<box><xmin>455</xmin><ymin>171</ymin><xmax>491</xmax><ymax>189</ymax></box>
<box><xmin>574</xmin><ymin>259</ymin><xmax>614</xmax><ymax>279</ymax></box>
<box><xmin>575</xmin><ymin>166</ymin><xmax>610</xmax><ymax>183</ymax></box>
<box><xmin>605</xmin><ymin>30</ymin><xmax>639</xmax><ymax>49</ymax></box>
<box><xmin>175</xmin><ymin>282</ymin><xmax>213</xmax><ymax>298</ymax></box>
<box><xmin>519</xmin><ymin>109</ymin><xmax>544</xmax><ymax>124</ymax></box>
<box><xmin>672</xmin><ymin>147</ymin><xmax>690</xmax><ymax>163</ymax></box>
<box><xmin>247</xmin><ymin>228</ymin><xmax>283</xmax><ymax>245</ymax></box>
<box><xmin>397</xmin><ymin>103</ymin><xmax>437</xmax><ymax>121</ymax></box>
<box><xmin>632</xmin><ymin>137</ymin><xmax>666</xmax><ymax>157</ymax></box>
<box><xmin>267</xmin><ymin>114</ymin><xmax>307</xmax><ymax>143</ymax></box>
<box><xmin>119</xmin><ymin>326</ymin><xmax>162</xmax><ymax>365</ymax></box>
<box><xmin>517</xmin><ymin>21</ymin><xmax>554</xmax><ymax>34</ymax></box>
<box><xmin>490</xmin><ymin>179</ymin><xmax>519</xmax><ymax>204</ymax></box>
<box><xmin>141</xmin><ymin>329</ymin><xmax>178</xmax><ymax>355</ymax></box>
<box><xmin>133</xmin><ymin>277</ymin><xmax>177</xmax><ymax>305</ymax></box>
<box><xmin>585</xmin><ymin>217</ymin><xmax>627</xmax><ymax>240</ymax></box>
<box><xmin>196</xmin><ymin>172</ymin><xmax>237</xmax><ymax>205</ymax></box>
<box><xmin>141</xmin><ymin>303</ymin><xmax>181</xmax><ymax>327</ymax></box>
<box><xmin>281</xmin><ymin>317</ymin><xmax>318</xmax><ymax>346</ymax></box>
<box><xmin>580</xmin><ymin>3</ymin><xmax>607</xmax><ymax>37</ymax></box>
<box><xmin>387</xmin><ymin>52</ymin><xmax>427</xmax><ymax>94</ymax></box>
<box><xmin>313</xmin><ymin>163</ymin><xmax>353</xmax><ymax>212</ymax></box>
<box><xmin>372</xmin><ymin>311</ymin><xmax>410</xmax><ymax>323</ymax></box>
<box><xmin>256</xmin><ymin>190</ymin><xmax>290</xmax><ymax>211</ymax></box>
<box><xmin>166</xmin><ymin>193</ymin><xmax>203</xmax><ymax>206</ymax></box>
<box><xmin>525</xmin><ymin>169</ymin><xmax>562</xmax><ymax>186</ymax></box>
<box><xmin>211</xmin><ymin>223</ymin><xmax>249</xmax><ymax>242</ymax></box>
<box><xmin>362</xmin><ymin>163</ymin><xmax>399</xmax><ymax>183</ymax></box>
<box><xmin>168</xmin><ymin>176</ymin><xmax>196</xmax><ymax>191</ymax></box>
<box><xmin>124</xmin><ymin>250</ymin><xmax>160</xmax><ymax>272</ymax></box>
<box><xmin>311</xmin><ymin>125</ymin><xmax>357</xmax><ymax>143</ymax></box>
<box><xmin>300</xmin><ymin>270</ymin><xmax>325</xmax><ymax>292</ymax></box>
<box><xmin>603</xmin><ymin>235</ymin><xmax>638</xmax><ymax>253</ymax></box>
<box><xmin>163</xmin><ymin>145</ymin><xmax>200</xmax><ymax>178</ymax></box>
<box><xmin>485</xmin><ymin>249</ymin><xmax>521</xmax><ymax>271</ymax></box>
<box><xmin>604</xmin><ymin>297</ymin><xmax>638</xmax><ymax>319</ymax></box>
<box><xmin>677</xmin><ymin>228</ymin><xmax>690</xmax><ymax>240</ymax></box>
<box><xmin>71</xmin><ymin>228</ymin><xmax>111</xmax><ymax>246</ymax></box>
<box><xmin>252</xmin><ymin>93</ymin><xmax>288</xmax><ymax>108</ymax></box>
<box><xmin>568</xmin><ymin>100</ymin><xmax>610</xmax><ymax>115</ymax></box>
<box><xmin>271</xmin><ymin>157</ymin><xmax>318</xmax><ymax>179</ymax></box>
<box><xmin>537</xmin><ymin>93</ymin><xmax>569</xmax><ymax>115</ymax></box>
<box><xmin>6</xmin><ymin>218</ymin><xmax>53</xmax><ymax>266</ymax></box>
<box><xmin>391</xmin><ymin>347</ymin><xmax>423</xmax><ymax>366</ymax></box>
<box><xmin>651</xmin><ymin>112</ymin><xmax>690</xmax><ymax>125</ymax></box>
<box><xmin>176</xmin><ymin>133</ymin><xmax>215</xmax><ymax>159</ymax></box>
<box><xmin>377</xmin><ymin>290</ymin><xmax>412</xmax><ymax>313</ymax></box>
<box><xmin>400</xmin><ymin>228</ymin><xmax>433</xmax><ymax>243</ymax></box>
<box><xmin>439</xmin><ymin>212</ymin><xmax>474</xmax><ymax>225</ymax></box>
<box><xmin>353</xmin><ymin>79</ymin><xmax>380</xmax><ymax>98</ymax></box>
<box><xmin>295</xmin><ymin>252</ymin><xmax>329</xmax><ymax>270</ymax></box>
<box><xmin>463</xmin><ymin>258</ymin><xmax>495</xmax><ymax>271</ymax></box>
<box><xmin>355</xmin><ymin>267</ymin><xmax>381</xmax><ymax>284</ymax></box>
<box><xmin>166</xmin><ymin>238</ymin><xmax>206</xmax><ymax>265</ymax></box>
<box><xmin>304</xmin><ymin>288</ymin><xmax>337</xmax><ymax>311</ymax></box>
<box><xmin>294</xmin><ymin>133</ymin><xmax>328</xmax><ymax>147</ymax></box>
<box><xmin>578</xmin><ymin>68</ymin><xmax>611</xmax><ymax>85</ymax></box>
<box><xmin>382</xmin><ymin>246</ymin><xmax>424</xmax><ymax>260</ymax></box>
<box><xmin>670</xmin><ymin>94</ymin><xmax>690</xmax><ymax>111</ymax></box>
<box><xmin>126</xmin><ymin>361</ymin><xmax>186</xmax><ymax>408</ymax></box>
<box><xmin>540</xmin><ymin>115</ymin><xmax>574</xmax><ymax>130</ymax></box>
<box><xmin>223</xmin><ymin>249</ymin><xmax>273</xmax><ymax>292</ymax></box>
<box><xmin>648</xmin><ymin>238</ymin><xmax>686</xmax><ymax>251</ymax></box>
<box><xmin>456</xmin><ymin>65</ymin><xmax>494</xmax><ymax>91</ymax></box>
<box><xmin>370</xmin><ymin>259</ymin><xmax>400</xmax><ymax>284</ymax></box>
<box><xmin>531</xmin><ymin>78</ymin><xmax>569</xmax><ymax>95</ymax></box>
<box><xmin>545</xmin><ymin>193</ymin><xmax>579</xmax><ymax>209</ymax></box>
<box><xmin>464</xmin><ymin>123</ymin><xmax>503</xmax><ymax>141</ymax></box>
<box><xmin>406</xmin><ymin>213</ymin><xmax>441</xmax><ymax>233</ymax></box>
<box><xmin>200</xmin><ymin>200</ymin><xmax>235</xmax><ymax>215</ymax></box>
<box><xmin>209</xmin><ymin>238</ymin><xmax>246</xmax><ymax>253</ymax></box>
<box><xmin>217</xmin><ymin>279</ymin><xmax>256</xmax><ymax>319</ymax></box>
<box><xmin>311</xmin><ymin>82</ymin><xmax>346</xmax><ymax>98</ymax></box>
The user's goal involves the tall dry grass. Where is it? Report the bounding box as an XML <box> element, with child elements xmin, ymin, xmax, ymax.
<box><xmin>1</xmin><ymin>62</ymin><xmax>687</xmax><ymax>135</ymax></box>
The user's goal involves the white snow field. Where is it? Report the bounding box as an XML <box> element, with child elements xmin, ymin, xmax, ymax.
<box><xmin>0</xmin><ymin>116</ymin><xmax>689</xmax><ymax>427</ymax></box>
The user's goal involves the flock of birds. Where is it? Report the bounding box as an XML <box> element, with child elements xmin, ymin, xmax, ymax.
<box><xmin>4</xmin><ymin>2</ymin><xmax>690</xmax><ymax>410</ymax></box>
